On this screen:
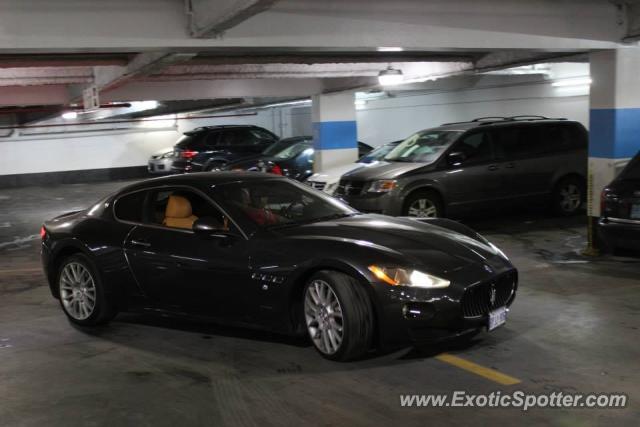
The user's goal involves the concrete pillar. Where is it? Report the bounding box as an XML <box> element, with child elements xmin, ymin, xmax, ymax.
<box><xmin>311</xmin><ymin>92</ymin><xmax>358</xmax><ymax>172</ymax></box>
<box><xmin>588</xmin><ymin>49</ymin><xmax>640</xmax><ymax>250</ymax></box>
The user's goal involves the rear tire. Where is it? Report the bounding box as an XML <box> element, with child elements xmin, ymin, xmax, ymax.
<box><xmin>205</xmin><ymin>162</ymin><xmax>226</xmax><ymax>172</ymax></box>
<box><xmin>303</xmin><ymin>270</ymin><xmax>373</xmax><ymax>361</ymax></box>
<box><xmin>57</xmin><ymin>253</ymin><xmax>116</xmax><ymax>327</ymax></box>
<box><xmin>552</xmin><ymin>176</ymin><xmax>585</xmax><ymax>216</ymax></box>
<box><xmin>402</xmin><ymin>190</ymin><xmax>443</xmax><ymax>218</ymax></box>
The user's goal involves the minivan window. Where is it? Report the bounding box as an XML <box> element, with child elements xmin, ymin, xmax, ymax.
<box><xmin>385</xmin><ymin>130</ymin><xmax>463</xmax><ymax>162</ymax></box>
<box><xmin>454</xmin><ymin>131</ymin><xmax>493</xmax><ymax>164</ymax></box>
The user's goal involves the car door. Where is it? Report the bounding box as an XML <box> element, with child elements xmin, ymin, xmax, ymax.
<box><xmin>123</xmin><ymin>187</ymin><xmax>254</xmax><ymax>321</ymax></box>
<box><xmin>492</xmin><ymin>124</ymin><xmax>559</xmax><ymax>201</ymax></box>
<box><xmin>439</xmin><ymin>129</ymin><xmax>504</xmax><ymax>211</ymax></box>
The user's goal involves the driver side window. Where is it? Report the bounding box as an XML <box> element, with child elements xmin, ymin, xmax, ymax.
<box><xmin>147</xmin><ymin>188</ymin><xmax>231</xmax><ymax>232</ymax></box>
<box><xmin>452</xmin><ymin>131</ymin><xmax>494</xmax><ymax>165</ymax></box>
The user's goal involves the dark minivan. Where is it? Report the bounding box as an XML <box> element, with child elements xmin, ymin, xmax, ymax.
<box><xmin>599</xmin><ymin>151</ymin><xmax>640</xmax><ymax>253</ymax></box>
<box><xmin>335</xmin><ymin>116</ymin><xmax>588</xmax><ymax>218</ymax></box>
<box><xmin>171</xmin><ymin>125</ymin><xmax>279</xmax><ymax>173</ymax></box>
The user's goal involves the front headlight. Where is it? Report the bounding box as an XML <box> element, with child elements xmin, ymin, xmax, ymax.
<box><xmin>368</xmin><ymin>265</ymin><xmax>450</xmax><ymax>289</ymax></box>
<box><xmin>367</xmin><ymin>179</ymin><xmax>397</xmax><ymax>193</ymax></box>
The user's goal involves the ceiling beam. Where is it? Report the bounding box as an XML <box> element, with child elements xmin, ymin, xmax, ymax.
<box><xmin>187</xmin><ymin>0</ymin><xmax>279</xmax><ymax>38</ymax></box>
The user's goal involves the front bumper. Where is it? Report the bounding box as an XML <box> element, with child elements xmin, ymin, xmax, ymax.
<box><xmin>370</xmin><ymin>261</ymin><xmax>517</xmax><ymax>349</ymax></box>
<box><xmin>597</xmin><ymin>218</ymin><xmax>640</xmax><ymax>252</ymax></box>
<box><xmin>340</xmin><ymin>192</ymin><xmax>403</xmax><ymax>216</ymax></box>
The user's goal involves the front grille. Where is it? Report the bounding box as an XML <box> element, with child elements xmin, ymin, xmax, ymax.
<box><xmin>335</xmin><ymin>180</ymin><xmax>366</xmax><ymax>196</ymax></box>
<box><xmin>461</xmin><ymin>272</ymin><xmax>516</xmax><ymax>318</ymax></box>
<box><xmin>309</xmin><ymin>181</ymin><xmax>326</xmax><ymax>191</ymax></box>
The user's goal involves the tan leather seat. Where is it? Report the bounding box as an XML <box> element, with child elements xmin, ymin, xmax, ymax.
<box><xmin>163</xmin><ymin>195</ymin><xmax>198</xmax><ymax>229</ymax></box>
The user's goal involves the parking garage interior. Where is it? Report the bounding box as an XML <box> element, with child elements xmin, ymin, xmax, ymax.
<box><xmin>1</xmin><ymin>1</ymin><xmax>639</xmax><ymax>425</ymax></box>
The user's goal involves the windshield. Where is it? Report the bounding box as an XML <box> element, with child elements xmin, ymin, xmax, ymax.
<box><xmin>262</xmin><ymin>137</ymin><xmax>311</xmax><ymax>156</ymax></box>
<box><xmin>273</xmin><ymin>142</ymin><xmax>313</xmax><ymax>160</ymax></box>
<box><xmin>384</xmin><ymin>130</ymin><xmax>463</xmax><ymax>162</ymax></box>
<box><xmin>358</xmin><ymin>143</ymin><xmax>399</xmax><ymax>164</ymax></box>
<box><xmin>211</xmin><ymin>179</ymin><xmax>357</xmax><ymax>228</ymax></box>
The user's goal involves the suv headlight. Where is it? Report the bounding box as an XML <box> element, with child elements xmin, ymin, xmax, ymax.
<box><xmin>368</xmin><ymin>265</ymin><xmax>450</xmax><ymax>289</ymax></box>
<box><xmin>367</xmin><ymin>179</ymin><xmax>397</xmax><ymax>193</ymax></box>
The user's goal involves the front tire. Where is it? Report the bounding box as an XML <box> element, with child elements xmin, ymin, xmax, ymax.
<box><xmin>402</xmin><ymin>190</ymin><xmax>443</xmax><ymax>218</ymax></box>
<box><xmin>57</xmin><ymin>253</ymin><xmax>116</xmax><ymax>326</ymax></box>
<box><xmin>303</xmin><ymin>271</ymin><xmax>373</xmax><ymax>361</ymax></box>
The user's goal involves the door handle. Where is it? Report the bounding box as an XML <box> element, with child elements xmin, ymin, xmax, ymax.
<box><xmin>488</xmin><ymin>164</ymin><xmax>499</xmax><ymax>171</ymax></box>
<box><xmin>130</xmin><ymin>239</ymin><xmax>151</xmax><ymax>248</ymax></box>
<box><xmin>505</xmin><ymin>163</ymin><xmax>515</xmax><ymax>169</ymax></box>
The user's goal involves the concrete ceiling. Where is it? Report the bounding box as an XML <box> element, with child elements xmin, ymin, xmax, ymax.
<box><xmin>0</xmin><ymin>0</ymin><xmax>632</xmax><ymax>125</ymax></box>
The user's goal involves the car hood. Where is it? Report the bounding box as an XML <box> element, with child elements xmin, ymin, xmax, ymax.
<box><xmin>276</xmin><ymin>214</ymin><xmax>505</xmax><ymax>275</ymax></box>
<box><xmin>342</xmin><ymin>160</ymin><xmax>433</xmax><ymax>180</ymax></box>
<box><xmin>308</xmin><ymin>161</ymin><xmax>387</xmax><ymax>183</ymax></box>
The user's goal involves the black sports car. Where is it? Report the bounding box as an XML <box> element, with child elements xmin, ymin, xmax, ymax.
<box><xmin>41</xmin><ymin>172</ymin><xmax>517</xmax><ymax>361</ymax></box>
<box><xmin>224</xmin><ymin>138</ymin><xmax>374</xmax><ymax>181</ymax></box>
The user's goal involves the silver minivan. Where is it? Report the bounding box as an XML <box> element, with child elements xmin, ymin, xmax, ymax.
<box><xmin>335</xmin><ymin>116</ymin><xmax>588</xmax><ymax>218</ymax></box>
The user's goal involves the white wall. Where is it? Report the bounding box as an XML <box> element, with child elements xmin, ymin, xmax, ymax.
<box><xmin>0</xmin><ymin>73</ymin><xmax>590</xmax><ymax>177</ymax></box>
<box><xmin>356</xmin><ymin>75</ymin><xmax>589</xmax><ymax>146</ymax></box>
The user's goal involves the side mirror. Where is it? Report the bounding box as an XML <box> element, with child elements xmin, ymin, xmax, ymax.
<box><xmin>193</xmin><ymin>217</ymin><xmax>235</xmax><ymax>239</ymax></box>
<box><xmin>447</xmin><ymin>151</ymin><xmax>466</xmax><ymax>166</ymax></box>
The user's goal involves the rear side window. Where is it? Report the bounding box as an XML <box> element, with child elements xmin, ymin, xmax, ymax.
<box><xmin>493</xmin><ymin>123</ymin><xmax>586</xmax><ymax>160</ymax></box>
<box><xmin>114</xmin><ymin>191</ymin><xmax>147</xmax><ymax>223</ymax></box>
<box><xmin>176</xmin><ymin>133</ymin><xmax>208</xmax><ymax>150</ymax></box>
<box><xmin>619</xmin><ymin>153</ymin><xmax>640</xmax><ymax>180</ymax></box>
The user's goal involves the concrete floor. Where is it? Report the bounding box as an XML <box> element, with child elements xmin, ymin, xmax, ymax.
<box><xmin>0</xmin><ymin>180</ymin><xmax>639</xmax><ymax>426</ymax></box>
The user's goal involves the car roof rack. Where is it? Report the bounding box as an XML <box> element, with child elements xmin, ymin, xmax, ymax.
<box><xmin>441</xmin><ymin>115</ymin><xmax>568</xmax><ymax>126</ymax></box>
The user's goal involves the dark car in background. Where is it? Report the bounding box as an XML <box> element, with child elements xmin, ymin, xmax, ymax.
<box><xmin>40</xmin><ymin>172</ymin><xmax>516</xmax><ymax>361</ymax></box>
<box><xmin>225</xmin><ymin>137</ymin><xmax>373</xmax><ymax>182</ymax></box>
<box><xmin>599</xmin><ymin>151</ymin><xmax>640</xmax><ymax>253</ymax></box>
<box><xmin>171</xmin><ymin>125</ymin><xmax>279</xmax><ymax>173</ymax></box>
<box><xmin>335</xmin><ymin>116</ymin><xmax>588</xmax><ymax>218</ymax></box>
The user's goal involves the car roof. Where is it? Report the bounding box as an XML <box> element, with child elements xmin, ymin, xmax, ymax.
<box><xmin>430</xmin><ymin>116</ymin><xmax>576</xmax><ymax>132</ymax></box>
<box><xmin>185</xmin><ymin>125</ymin><xmax>268</xmax><ymax>134</ymax></box>
<box><xmin>118</xmin><ymin>171</ymin><xmax>286</xmax><ymax>194</ymax></box>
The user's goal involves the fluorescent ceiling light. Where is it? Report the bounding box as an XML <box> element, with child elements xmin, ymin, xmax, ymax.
<box><xmin>131</xmin><ymin>100</ymin><xmax>159</xmax><ymax>110</ymax></box>
<box><xmin>61</xmin><ymin>111</ymin><xmax>78</xmax><ymax>120</ymax></box>
<box><xmin>377</xmin><ymin>47</ymin><xmax>403</xmax><ymax>52</ymax></box>
<box><xmin>551</xmin><ymin>77</ymin><xmax>592</xmax><ymax>87</ymax></box>
<box><xmin>378</xmin><ymin>67</ymin><xmax>404</xmax><ymax>86</ymax></box>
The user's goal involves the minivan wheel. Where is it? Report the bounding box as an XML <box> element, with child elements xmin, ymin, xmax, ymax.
<box><xmin>403</xmin><ymin>190</ymin><xmax>443</xmax><ymax>218</ymax></box>
<box><xmin>57</xmin><ymin>253</ymin><xmax>116</xmax><ymax>326</ymax></box>
<box><xmin>303</xmin><ymin>271</ymin><xmax>373</xmax><ymax>361</ymax></box>
<box><xmin>553</xmin><ymin>176</ymin><xmax>585</xmax><ymax>216</ymax></box>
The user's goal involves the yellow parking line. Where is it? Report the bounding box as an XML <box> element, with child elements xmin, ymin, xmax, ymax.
<box><xmin>435</xmin><ymin>353</ymin><xmax>521</xmax><ymax>385</ymax></box>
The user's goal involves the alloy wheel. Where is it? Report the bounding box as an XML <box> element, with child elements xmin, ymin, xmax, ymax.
<box><xmin>304</xmin><ymin>280</ymin><xmax>344</xmax><ymax>355</ymax></box>
<box><xmin>559</xmin><ymin>184</ymin><xmax>581</xmax><ymax>212</ymax></box>
<box><xmin>408</xmin><ymin>198</ymin><xmax>438</xmax><ymax>218</ymax></box>
<box><xmin>59</xmin><ymin>262</ymin><xmax>97</xmax><ymax>320</ymax></box>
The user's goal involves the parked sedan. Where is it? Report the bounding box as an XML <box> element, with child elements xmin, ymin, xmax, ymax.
<box><xmin>307</xmin><ymin>140</ymin><xmax>402</xmax><ymax>194</ymax></box>
<box><xmin>147</xmin><ymin>148</ymin><xmax>175</xmax><ymax>174</ymax></box>
<box><xmin>599</xmin><ymin>151</ymin><xmax>640</xmax><ymax>253</ymax></box>
<box><xmin>40</xmin><ymin>172</ymin><xmax>517</xmax><ymax>361</ymax></box>
<box><xmin>225</xmin><ymin>138</ymin><xmax>373</xmax><ymax>182</ymax></box>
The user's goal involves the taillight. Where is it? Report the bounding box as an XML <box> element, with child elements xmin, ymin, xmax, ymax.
<box><xmin>40</xmin><ymin>225</ymin><xmax>47</xmax><ymax>240</ymax></box>
<box><xmin>270</xmin><ymin>164</ymin><xmax>283</xmax><ymax>176</ymax></box>
<box><xmin>181</xmin><ymin>150</ymin><xmax>199</xmax><ymax>159</ymax></box>
<box><xmin>600</xmin><ymin>189</ymin><xmax>609</xmax><ymax>217</ymax></box>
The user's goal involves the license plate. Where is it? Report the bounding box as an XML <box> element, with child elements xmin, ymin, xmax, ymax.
<box><xmin>631</xmin><ymin>203</ymin><xmax>640</xmax><ymax>219</ymax></box>
<box><xmin>488</xmin><ymin>307</ymin><xmax>507</xmax><ymax>331</ymax></box>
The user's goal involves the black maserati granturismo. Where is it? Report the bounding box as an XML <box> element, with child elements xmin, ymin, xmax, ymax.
<box><xmin>41</xmin><ymin>172</ymin><xmax>517</xmax><ymax>361</ymax></box>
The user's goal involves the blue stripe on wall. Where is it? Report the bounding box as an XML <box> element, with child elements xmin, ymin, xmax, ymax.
<box><xmin>589</xmin><ymin>108</ymin><xmax>640</xmax><ymax>159</ymax></box>
<box><xmin>313</xmin><ymin>121</ymin><xmax>357</xmax><ymax>150</ymax></box>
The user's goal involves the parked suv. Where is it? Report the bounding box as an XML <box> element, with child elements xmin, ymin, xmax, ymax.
<box><xmin>335</xmin><ymin>116</ymin><xmax>588</xmax><ymax>218</ymax></box>
<box><xmin>598</xmin><ymin>151</ymin><xmax>640</xmax><ymax>253</ymax></box>
<box><xmin>171</xmin><ymin>125</ymin><xmax>279</xmax><ymax>173</ymax></box>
